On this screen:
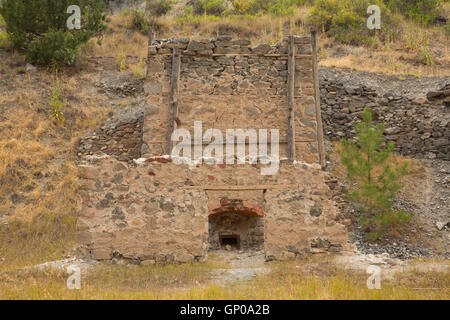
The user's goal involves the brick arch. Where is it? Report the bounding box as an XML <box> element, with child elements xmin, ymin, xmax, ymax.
<box><xmin>208</xmin><ymin>199</ymin><xmax>264</xmax><ymax>218</ymax></box>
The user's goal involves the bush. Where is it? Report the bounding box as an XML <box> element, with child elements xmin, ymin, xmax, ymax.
<box><xmin>233</xmin><ymin>0</ymin><xmax>307</xmax><ymax>16</ymax></box>
<box><xmin>309</xmin><ymin>0</ymin><xmax>400</xmax><ymax>46</ymax></box>
<box><xmin>50</xmin><ymin>71</ymin><xmax>65</xmax><ymax>122</ymax></box>
<box><xmin>147</xmin><ymin>0</ymin><xmax>173</xmax><ymax>16</ymax></box>
<box><xmin>338</xmin><ymin>108</ymin><xmax>413</xmax><ymax>239</ymax></box>
<box><xmin>385</xmin><ymin>0</ymin><xmax>443</xmax><ymax>24</ymax></box>
<box><xmin>190</xmin><ymin>0</ymin><xmax>227</xmax><ymax>16</ymax></box>
<box><xmin>0</xmin><ymin>31</ymin><xmax>9</xmax><ymax>48</ymax></box>
<box><xmin>129</xmin><ymin>9</ymin><xmax>149</xmax><ymax>34</ymax></box>
<box><xmin>444</xmin><ymin>22</ymin><xmax>450</xmax><ymax>36</ymax></box>
<box><xmin>0</xmin><ymin>0</ymin><xmax>106</xmax><ymax>66</ymax></box>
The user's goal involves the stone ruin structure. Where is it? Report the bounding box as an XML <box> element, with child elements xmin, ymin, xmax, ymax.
<box><xmin>76</xmin><ymin>34</ymin><xmax>351</xmax><ymax>263</ymax></box>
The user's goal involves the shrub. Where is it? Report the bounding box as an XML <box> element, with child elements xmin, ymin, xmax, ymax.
<box><xmin>233</xmin><ymin>0</ymin><xmax>305</xmax><ymax>16</ymax></box>
<box><xmin>129</xmin><ymin>9</ymin><xmax>149</xmax><ymax>34</ymax></box>
<box><xmin>421</xmin><ymin>42</ymin><xmax>434</xmax><ymax>66</ymax></box>
<box><xmin>132</xmin><ymin>60</ymin><xmax>147</xmax><ymax>80</ymax></box>
<box><xmin>0</xmin><ymin>31</ymin><xmax>9</xmax><ymax>48</ymax></box>
<box><xmin>147</xmin><ymin>0</ymin><xmax>173</xmax><ymax>16</ymax></box>
<box><xmin>0</xmin><ymin>0</ymin><xmax>106</xmax><ymax>66</ymax></box>
<box><xmin>191</xmin><ymin>0</ymin><xmax>227</xmax><ymax>16</ymax></box>
<box><xmin>50</xmin><ymin>71</ymin><xmax>65</xmax><ymax>122</ymax></box>
<box><xmin>444</xmin><ymin>22</ymin><xmax>450</xmax><ymax>36</ymax></box>
<box><xmin>384</xmin><ymin>0</ymin><xmax>443</xmax><ymax>24</ymax></box>
<box><xmin>117</xmin><ymin>47</ymin><xmax>127</xmax><ymax>71</ymax></box>
<box><xmin>309</xmin><ymin>0</ymin><xmax>400</xmax><ymax>46</ymax></box>
<box><xmin>338</xmin><ymin>107</ymin><xmax>413</xmax><ymax>239</ymax></box>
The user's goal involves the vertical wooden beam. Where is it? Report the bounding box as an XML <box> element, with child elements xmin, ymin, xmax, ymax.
<box><xmin>287</xmin><ymin>35</ymin><xmax>296</xmax><ymax>161</ymax></box>
<box><xmin>166</xmin><ymin>48</ymin><xmax>181</xmax><ymax>154</ymax></box>
<box><xmin>311</xmin><ymin>31</ymin><xmax>326</xmax><ymax>169</ymax></box>
<box><xmin>146</xmin><ymin>2</ymin><xmax>154</xmax><ymax>80</ymax></box>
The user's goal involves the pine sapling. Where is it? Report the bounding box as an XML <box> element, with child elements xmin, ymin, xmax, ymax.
<box><xmin>338</xmin><ymin>107</ymin><xmax>413</xmax><ymax>240</ymax></box>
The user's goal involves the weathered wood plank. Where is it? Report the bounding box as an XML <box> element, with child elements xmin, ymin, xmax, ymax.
<box><xmin>179</xmin><ymin>184</ymin><xmax>299</xmax><ymax>190</ymax></box>
<box><xmin>311</xmin><ymin>31</ymin><xmax>326</xmax><ymax>169</ymax></box>
<box><xmin>166</xmin><ymin>48</ymin><xmax>181</xmax><ymax>154</ymax></box>
<box><xmin>287</xmin><ymin>35</ymin><xmax>296</xmax><ymax>161</ymax></box>
<box><xmin>152</xmin><ymin>53</ymin><xmax>312</xmax><ymax>58</ymax></box>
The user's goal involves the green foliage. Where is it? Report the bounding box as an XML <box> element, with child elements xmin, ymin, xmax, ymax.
<box><xmin>147</xmin><ymin>0</ymin><xmax>174</xmax><ymax>16</ymax></box>
<box><xmin>309</xmin><ymin>0</ymin><xmax>400</xmax><ymax>46</ymax></box>
<box><xmin>421</xmin><ymin>42</ymin><xmax>434</xmax><ymax>66</ymax></box>
<box><xmin>177</xmin><ymin>8</ymin><xmax>220</xmax><ymax>27</ymax></box>
<box><xmin>0</xmin><ymin>31</ymin><xmax>9</xmax><ymax>48</ymax></box>
<box><xmin>385</xmin><ymin>0</ymin><xmax>443</xmax><ymax>24</ymax></box>
<box><xmin>338</xmin><ymin>108</ymin><xmax>413</xmax><ymax>239</ymax></box>
<box><xmin>187</xmin><ymin>0</ymin><xmax>313</xmax><ymax>17</ymax></box>
<box><xmin>26</xmin><ymin>30</ymin><xmax>80</xmax><ymax>66</ymax></box>
<box><xmin>444</xmin><ymin>22</ymin><xmax>450</xmax><ymax>36</ymax></box>
<box><xmin>132</xmin><ymin>59</ymin><xmax>147</xmax><ymax>80</ymax></box>
<box><xmin>50</xmin><ymin>71</ymin><xmax>65</xmax><ymax>123</ymax></box>
<box><xmin>129</xmin><ymin>9</ymin><xmax>149</xmax><ymax>34</ymax></box>
<box><xmin>233</xmin><ymin>0</ymin><xmax>310</xmax><ymax>16</ymax></box>
<box><xmin>0</xmin><ymin>0</ymin><xmax>106</xmax><ymax>66</ymax></box>
<box><xmin>192</xmin><ymin>0</ymin><xmax>227</xmax><ymax>16</ymax></box>
<box><xmin>117</xmin><ymin>47</ymin><xmax>127</xmax><ymax>71</ymax></box>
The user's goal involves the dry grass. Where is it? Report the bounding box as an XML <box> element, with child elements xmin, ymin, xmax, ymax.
<box><xmin>92</xmin><ymin>15</ymin><xmax>149</xmax><ymax>59</ymax></box>
<box><xmin>0</xmin><ymin>10</ymin><xmax>158</xmax><ymax>272</ymax></box>
<box><xmin>142</xmin><ymin>5</ymin><xmax>449</xmax><ymax>77</ymax></box>
<box><xmin>318</xmin><ymin>18</ymin><xmax>449</xmax><ymax>77</ymax></box>
<box><xmin>146</xmin><ymin>6</ymin><xmax>311</xmax><ymax>45</ymax></box>
<box><xmin>0</xmin><ymin>51</ymin><xmax>112</xmax><ymax>271</ymax></box>
<box><xmin>0</xmin><ymin>257</ymin><xmax>447</xmax><ymax>300</ymax></box>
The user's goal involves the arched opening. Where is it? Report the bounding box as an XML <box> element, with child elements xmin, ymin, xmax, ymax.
<box><xmin>208</xmin><ymin>199</ymin><xmax>264</xmax><ymax>251</ymax></box>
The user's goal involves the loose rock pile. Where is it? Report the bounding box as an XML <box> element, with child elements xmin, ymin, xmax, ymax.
<box><xmin>77</xmin><ymin>105</ymin><xmax>157</xmax><ymax>161</ymax></box>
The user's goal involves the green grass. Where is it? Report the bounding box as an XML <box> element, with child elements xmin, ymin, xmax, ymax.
<box><xmin>0</xmin><ymin>32</ymin><xmax>8</xmax><ymax>48</ymax></box>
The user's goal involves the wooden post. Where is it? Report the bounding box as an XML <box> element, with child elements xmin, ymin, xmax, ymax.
<box><xmin>311</xmin><ymin>31</ymin><xmax>326</xmax><ymax>169</ymax></box>
<box><xmin>287</xmin><ymin>35</ymin><xmax>296</xmax><ymax>161</ymax></box>
<box><xmin>166</xmin><ymin>48</ymin><xmax>181</xmax><ymax>154</ymax></box>
<box><xmin>146</xmin><ymin>2</ymin><xmax>154</xmax><ymax>80</ymax></box>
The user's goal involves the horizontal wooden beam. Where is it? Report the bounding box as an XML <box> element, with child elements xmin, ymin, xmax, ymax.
<box><xmin>152</xmin><ymin>53</ymin><xmax>312</xmax><ymax>58</ymax></box>
<box><xmin>179</xmin><ymin>184</ymin><xmax>299</xmax><ymax>190</ymax></box>
<box><xmin>145</xmin><ymin>140</ymin><xmax>315</xmax><ymax>145</ymax></box>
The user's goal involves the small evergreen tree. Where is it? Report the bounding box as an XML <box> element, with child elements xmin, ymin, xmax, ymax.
<box><xmin>338</xmin><ymin>107</ymin><xmax>413</xmax><ymax>240</ymax></box>
<box><xmin>0</xmin><ymin>0</ymin><xmax>106</xmax><ymax>66</ymax></box>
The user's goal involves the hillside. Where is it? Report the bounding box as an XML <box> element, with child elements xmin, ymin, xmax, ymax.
<box><xmin>0</xmin><ymin>0</ymin><xmax>448</xmax><ymax>300</ymax></box>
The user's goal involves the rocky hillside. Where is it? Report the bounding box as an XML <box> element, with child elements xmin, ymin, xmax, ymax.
<box><xmin>320</xmin><ymin>67</ymin><xmax>449</xmax><ymax>160</ymax></box>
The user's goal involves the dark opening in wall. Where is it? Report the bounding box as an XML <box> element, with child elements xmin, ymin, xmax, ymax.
<box><xmin>219</xmin><ymin>234</ymin><xmax>240</xmax><ymax>250</ymax></box>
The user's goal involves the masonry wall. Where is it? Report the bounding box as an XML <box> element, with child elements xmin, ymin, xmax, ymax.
<box><xmin>142</xmin><ymin>35</ymin><xmax>321</xmax><ymax>163</ymax></box>
<box><xmin>76</xmin><ymin>36</ymin><xmax>352</xmax><ymax>263</ymax></box>
<box><xmin>320</xmin><ymin>80</ymin><xmax>450</xmax><ymax>160</ymax></box>
<box><xmin>77</xmin><ymin>157</ymin><xmax>350</xmax><ymax>262</ymax></box>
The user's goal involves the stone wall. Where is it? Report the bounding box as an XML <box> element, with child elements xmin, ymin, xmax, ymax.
<box><xmin>320</xmin><ymin>78</ymin><xmax>449</xmax><ymax>160</ymax></box>
<box><xmin>76</xmin><ymin>157</ymin><xmax>350</xmax><ymax>262</ymax></box>
<box><xmin>143</xmin><ymin>35</ymin><xmax>322</xmax><ymax>164</ymax></box>
<box><xmin>77</xmin><ymin>106</ymin><xmax>157</xmax><ymax>162</ymax></box>
<box><xmin>76</xmin><ymin>36</ymin><xmax>353</xmax><ymax>263</ymax></box>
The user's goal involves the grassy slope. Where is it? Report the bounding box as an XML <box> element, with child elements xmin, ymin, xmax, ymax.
<box><xmin>150</xmin><ymin>4</ymin><xmax>449</xmax><ymax>77</ymax></box>
<box><xmin>0</xmin><ymin>257</ymin><xmax>448</xmax><ymax>299</ymax></box>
